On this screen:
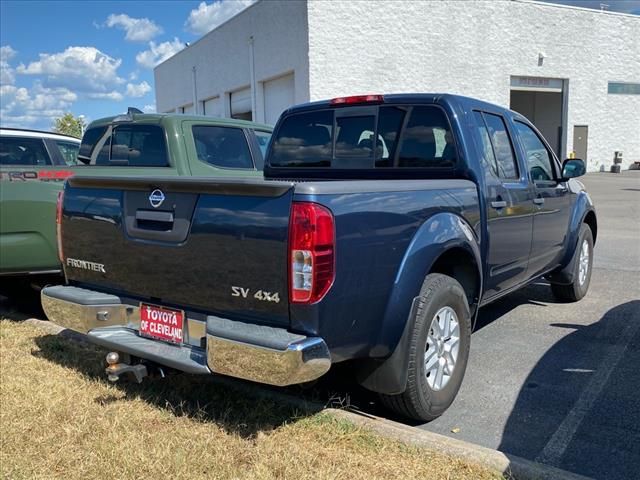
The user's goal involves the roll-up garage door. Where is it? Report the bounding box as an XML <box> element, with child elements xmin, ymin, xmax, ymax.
<box><xmin>264</xmin><ymin>74</ymin><xmax>294</xmax><ymax>125</ymax></box>
<box><xmin>230</xmin><ymin>87</ymin><xmax>252</xmax><ymax>121</ymax></box>
<box><xmin>203</xmin><ymin>97</ymin><xmax>222</xmax><ymax>117</ymax></box>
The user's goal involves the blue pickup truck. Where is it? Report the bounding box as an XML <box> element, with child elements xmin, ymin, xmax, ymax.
<box><xmin>42</xmin><ymin>94</ymin><xmax>596</xmax><ymax>421</ymax></box>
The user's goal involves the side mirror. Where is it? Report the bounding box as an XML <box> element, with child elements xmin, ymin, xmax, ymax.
<box><xmin>562</xmin><ymin>158</ymin><xmax>586</xmax><ymax>179</ymax></box>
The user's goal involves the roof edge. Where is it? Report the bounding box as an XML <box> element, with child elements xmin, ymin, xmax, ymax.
<box><xmin>513</xmin><ymin>0</ymin><xmax>640</xmax><ymax>19</ymax></box>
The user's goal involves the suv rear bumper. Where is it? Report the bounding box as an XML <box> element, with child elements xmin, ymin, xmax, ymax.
<box><xmin>41</xmin><ymin>285</ymin><xmax>331</xmax><ymax>386</ymax></box>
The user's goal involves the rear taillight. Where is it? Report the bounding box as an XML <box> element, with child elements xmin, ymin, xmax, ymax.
<box><xmin>289</xmin><ymin>202</ymin><xmax>335</xmax><ymax>304</ymax></box>
<box><xmin>56</xmin><ymin>190</ymin><xmax>64</xmax><ymax>263</ymax></box>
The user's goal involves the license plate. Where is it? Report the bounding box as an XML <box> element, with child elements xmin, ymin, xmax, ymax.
<box><xmin>139</xmin><ymin>303</ymin><xmax>184</xmax><ymax>344</ymax></box>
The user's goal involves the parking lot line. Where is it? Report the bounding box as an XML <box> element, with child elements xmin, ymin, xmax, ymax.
<box><xmin>535</xmin><ymin>314</ymin><xmax>640</xmax><ymax>467</ymax></box>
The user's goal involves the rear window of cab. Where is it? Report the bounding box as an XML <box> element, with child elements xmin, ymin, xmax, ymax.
<box><xmin>79</xmin><ymin>124</ymin><xmax>169</xmax><ymax>167</ymax></box>
<box><xmin>269</xmin><ymin>105</ymin><xmax>456</xmax><ymax>170</ymax></box>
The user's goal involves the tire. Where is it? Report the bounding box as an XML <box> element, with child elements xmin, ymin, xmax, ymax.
<box><xmin>551</xmin><ymin>224</ymin><xmax>594</xmax><ymax>303</ymax></box>
<box><xmin>379</xmin><ymin>273</ymin><xmax>471</xmax><ymax>422</ymax></box>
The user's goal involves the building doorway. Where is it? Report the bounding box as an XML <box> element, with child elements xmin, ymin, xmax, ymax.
<box><xmin>573</xmin><ymin>125</ymin><xmax>588</xmax><ymax>162</ymax></box>
<box><xmin>510</xmin><ymin>76</ymin><xmax>566</xmax><ymax>158</ymax></box>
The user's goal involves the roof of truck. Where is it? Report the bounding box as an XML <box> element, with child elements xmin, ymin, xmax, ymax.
<box><xmin>283</xmin><ymin>93</ymin><xmax>518</xmax><ymax>118</ymax></box>
<box><xmin>85</xmin><ymin>112</ymin><xmax>273</xmax><ymax>132</ymax></box>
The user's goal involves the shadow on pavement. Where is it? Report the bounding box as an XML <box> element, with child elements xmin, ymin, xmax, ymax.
<box><xmin>474</xmin><ymin>280</ymin><xmax>560</xmax><ymax>332</ymax></box>
<box><xmin>499</xmin><ymin>300</ymin><xmax>640</xmax><ymax>479</ymax></box>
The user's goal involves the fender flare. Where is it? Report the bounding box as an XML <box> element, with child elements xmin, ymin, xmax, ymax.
<box><xmin>547</xmin><ymin>190</ymin><xmax>597</xmax><ymax>285</ymax></box>
<box><xmin>356</xmin><ymin>212</ymin><xmax>482</xmax><ymax>395</ymax></box>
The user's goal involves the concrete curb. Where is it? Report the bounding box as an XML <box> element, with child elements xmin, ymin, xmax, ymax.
<box><xmin>327</xmin><ymin>408</ymin><xmax>594</xmax><ymax>480</ymax></box>
<box><xmin>23</xmin><ymin>318</ymin><xmax>593</xmax><ymax>480</ymax></box>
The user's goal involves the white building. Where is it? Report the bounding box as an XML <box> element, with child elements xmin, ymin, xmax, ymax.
<box><xmin>154</xmin><ymin>0</ymin><xmax>640</xmax><ymax>171</ymax></box>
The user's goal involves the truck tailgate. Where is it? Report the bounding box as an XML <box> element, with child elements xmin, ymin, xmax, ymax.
<box><xmin>61</xmin><ymin>176</ymin><xmax>294</xmax><ymax>327</ymax></box>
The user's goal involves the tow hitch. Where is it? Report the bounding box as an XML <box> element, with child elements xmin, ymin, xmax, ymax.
<box><xmin>105</xmin><ymin>351</ymin><xmax>149</xmax><ymax>383</ymax></box>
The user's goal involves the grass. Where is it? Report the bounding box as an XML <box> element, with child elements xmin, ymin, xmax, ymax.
<box><xmin>0</xmin><ymin>319</ymin><xmax>503</xmax><ymax>480</ymax></box>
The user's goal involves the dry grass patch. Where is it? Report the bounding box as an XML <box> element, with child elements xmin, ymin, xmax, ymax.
<box><xmin>1</xmin><ymin>320</ymin><xmax>503</xmax><ymax>479</ymax></box>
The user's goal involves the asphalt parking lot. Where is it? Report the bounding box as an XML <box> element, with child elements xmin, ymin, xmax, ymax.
<box><xmin>419</xmin><ymin>171</ymin><xmax>640</xmax><ymax>479</ymax></box>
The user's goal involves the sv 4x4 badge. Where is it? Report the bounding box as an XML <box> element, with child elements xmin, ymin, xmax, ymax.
<box><xmin>231</xmin><ymin>286</ymin><xmax>280</xmax><ymax>303</ymax></box>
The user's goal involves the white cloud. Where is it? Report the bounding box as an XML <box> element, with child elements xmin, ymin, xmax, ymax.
<box><xmin>1</xmin><ymin>45</ymin><xmax>17</xmax><ymax>85</ymax></box>
<box><xmin>125</xmin><ymin>81</ymin><xmax>151</xmax><ymax>98</ymax></box>
<box><xmin>16</xmin><ymin>46</ymin><xmax>124</xmax><ymax>93</ymax></box>
<box><xmin>185</xmin><ymin>0</ymin><xmax>256</xmax><ymax>35</ymax></box>
<box><xmin>0</xmin><ymin>82</ymin><xmax>77</xmax><ymax>128</ymax></box>
<box><xmin>136</xmin><ymin>38</ymin><xmax>184</xmax><ymax>69</ymax></box>
<box><xmin>143</xmin><ymin>104</ymin><xmax>156</xmax><ymax>113</ymax></box>
<box><xmin>105</xmin><ymin>14</ymin><xmax>163</xmax><ymax>42</ymax></box>
<box><xmin>87</xmin><ymin>91</ymin><xmax>124</xmax><ymax>101</ymax></box>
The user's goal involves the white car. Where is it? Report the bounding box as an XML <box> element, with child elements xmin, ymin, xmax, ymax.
<box><xmin>0</xmin><ymin>128</ymin><xmax>80</xmax><ymax>167</ymax></box>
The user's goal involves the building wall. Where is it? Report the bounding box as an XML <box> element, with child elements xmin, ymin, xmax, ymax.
<box><xmin>307</xmin><ymin>0</ymin><xmax>640</xmax><ymax>170</ymax></box>
<box><xmin>154</xmin><ymin>0</ymin><xmax>309</xmax><ymax>124</ymax></box>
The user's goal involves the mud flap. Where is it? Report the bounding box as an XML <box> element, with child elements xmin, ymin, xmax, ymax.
<box><xmin>355</xmin><ymin>297</ymin><xmax>420</xmax><ymax>395</ymax></box>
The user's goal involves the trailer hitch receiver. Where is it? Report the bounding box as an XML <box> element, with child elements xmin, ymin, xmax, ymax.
<box><xmin>105</xmin><ymin>351</ymin><xmax>148</xmax><ymax>383</ymax></box>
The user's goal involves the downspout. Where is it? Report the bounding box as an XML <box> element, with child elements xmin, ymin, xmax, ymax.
<box><xmin>192</xmin><ymin>66</ymin><xmax>198</xmax><ymax>115</ymax></box>
<box><xmin>248</xmin><ymin>36</ymin><xmax>257</xmax><ymax>121</ymax></box>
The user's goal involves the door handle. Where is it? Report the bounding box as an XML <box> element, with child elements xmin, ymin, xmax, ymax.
<box><xmin>491</xmin><ymin>200</ymin><xmax>507</xmax><ymax>209</ymax></box>
<box><xmin>136</xmin><ymin>210</ymin><xmax>174</xmax><ymax>223</ymax></box>
<box><xmin>533</xmin><ymin>197</ymin><xmax>545</xmax><ymax>206</ymax></box>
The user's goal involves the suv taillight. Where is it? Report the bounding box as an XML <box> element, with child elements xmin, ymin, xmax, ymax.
<box><xmin>56</xmin><ymin>190</ymin><xmax>64</xmax><ymax>263</ymax></box>
<box><xmin>289</xmin><ymin>202</ymin><xmax>335</xmax><ymax>304</ymax></box>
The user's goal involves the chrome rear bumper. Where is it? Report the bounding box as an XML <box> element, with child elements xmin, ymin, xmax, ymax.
<box><xmin>41</xmin><ymin>285</ymin><xmax>331</xmax><ymax>386</ymax></box>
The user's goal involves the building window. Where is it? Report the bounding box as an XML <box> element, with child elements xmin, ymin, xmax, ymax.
<box><xmin>607</xmin><ymin>82</ymin><xmax>640</xmax><ymax>95</ymax></box>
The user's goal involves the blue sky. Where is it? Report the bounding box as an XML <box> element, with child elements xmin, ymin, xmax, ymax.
<box><xmin>1</xmin><ymin>0</ymin><xmax>638</xmax><ymax>131</ymax></box>
<box><xmin>0</xmin><ymin>0</ymin><xmax>255</xmax><ymax>130</ymax></box>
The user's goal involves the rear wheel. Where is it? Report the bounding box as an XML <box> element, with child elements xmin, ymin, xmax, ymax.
<box><xmin>379</xmin><ymin>273</ymin><xmax>471</xmax><ymax>422</ymax></box>
<box><xmin>551</xmin><ymin>224</ymin><xmax>593</xmax><ymax>302</ymax></box>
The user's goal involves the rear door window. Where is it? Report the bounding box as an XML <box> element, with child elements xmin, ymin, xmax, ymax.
<box><xmin>54</xmin><ymin>140</ymin><xmax>80</xmax><ymax>166</ymax></box>
<box><xmin>192</xmin><ymin>126</ymin><xmax>254</xmax><ymax>169</ymax></box>
<box><xmin>253</xmin><ymin>130</ymin><xmax>272</xmax><ymax>158</ymax></box>
<box><xmin>0</xmin><ymin>136</ymin><xmax>51</xmax><ymax>166</ymax></box>
<box><xmin>473</xmin><ymin>111</ymin><xmax>498</xmax><ymax>177</ymax></box>
<box><xmin>482</xmin><ymin>113</ymin><xmax>519</xmax><ymax>180</ymax></box>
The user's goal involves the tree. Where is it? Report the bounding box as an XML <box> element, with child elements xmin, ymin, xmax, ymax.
<box><xmin>53</xmin><ymin>113</ymin><xmax>86</xmax><ymax>138</ymax></box>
